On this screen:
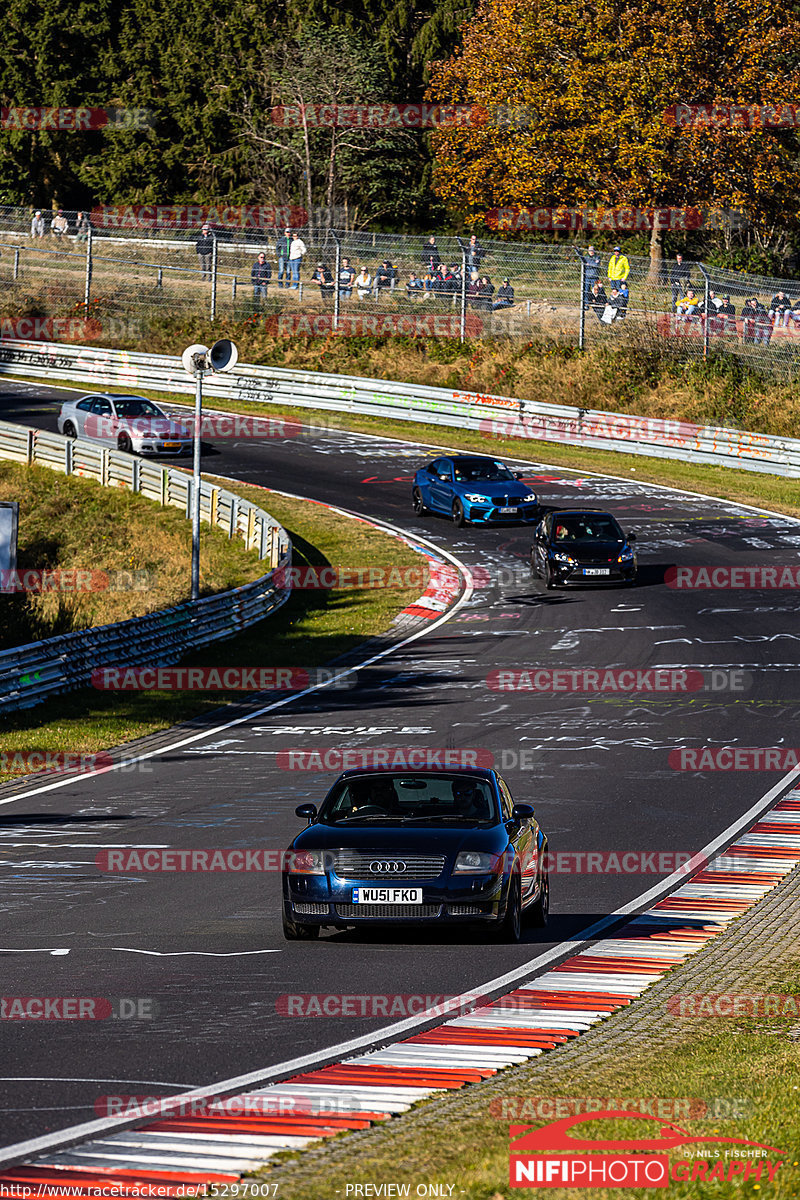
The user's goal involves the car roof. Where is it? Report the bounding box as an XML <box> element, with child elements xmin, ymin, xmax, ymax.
<box><xmin>78</xmin><ymin>393</ymin><xmax>151</xmax><ymax>402</ymax></box>
<box><xmin>337</xmin><ymin>766</ymin><xmax>498</xmax><ymax>781</ymax></box>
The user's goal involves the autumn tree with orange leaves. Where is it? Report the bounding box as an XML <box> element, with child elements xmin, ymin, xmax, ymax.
<box><xmin>427</xmin><ymin>0</ymin><xmax>800</xmax><ymax>271</ymax></box>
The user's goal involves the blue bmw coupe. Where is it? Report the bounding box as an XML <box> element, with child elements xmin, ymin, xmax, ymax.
<box><xmin>282</xmin><ymin>768</ymin><xmax>549</xmax><ymax>942</ymax></box>
<box><xmin>412</xmin><ymin>455</ymin><xmax>539</xmax><ymax>526</ymax></box>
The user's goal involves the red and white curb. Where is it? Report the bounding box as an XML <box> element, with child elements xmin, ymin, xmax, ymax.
<box><xmin>1</xmin><ymin>792</ymin><xmax>799</xmax><ymax>1193</ymax></box>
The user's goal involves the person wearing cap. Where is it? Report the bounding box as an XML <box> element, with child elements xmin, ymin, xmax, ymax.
<box><xmin>607</xmin><ymin>245</ymin><xmax>630</xmax><ymax>283</ymax></box>
<box><xmin>493</xmin><ymin>278</ymin><xmax>515</xmax><ymax>310</ymax></box>
<box><xmin>769</xmin><ymin>289</ymin><xmax>793</xmax><ymax>328</ymax></box>
<box><xmin>51</xmin><ymin>209</ymin><xmax>69</xmax><ymax>238</ymax></box>
<box><xmin>30</xmin><ymin>210</ymin><xmax>45</xmax><ymax>238</ymax></box>
<box><xmin>313</xmin><ymin>261</ymin><xmax>334</xmax><ymax>302</ymax></box>
<box><xmin>374</xmin><ymin>260</ymin><xmax>394</xmax><ymax>293</ymax></box>
<box><xmin>75</xmin><ymin>210</ymin><xmax>92</xmax><ymax>243</ymax></box>
<box><xmin>288</xmin><ymin>231</ymin><xmax>307</xmax><ymax>288</ymax></box>
<box><xmin>276</xmin><ymin>227</ymin><xmax>292</xmax><ymax>288</ymax></box>
<box><xmin>718</xmin><ymin>294</ymin><xmax>736</xmax><ymax>335</ymax></box>
<box><xmin>251</xmin><ymin>251</ymin><xmax>271</xmax><ymax>305</ymax></box>
<box><xmin>355</xmin><ymin>265</ymin><xmax>372</xmax><ymax>300</ymax></box>
<box><xmin>195</xmin><ymin>223</ymin><xmax>215</xmax><ymax>281</ymax></box>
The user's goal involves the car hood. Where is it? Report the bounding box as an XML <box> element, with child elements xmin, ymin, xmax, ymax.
<box><xmin>453</xmin><ymin>480</ymin><xmax>526</xmax><ymax>497</ymax></box>
<box><xmin>291</xmin><ymin>823</ymin><xmax>506</xmax><ymax>854</ymax></box>
<box><xmin>552</xmin><ymin>539</ymin><xmax>626</xmax><ymax>558</ymax></box>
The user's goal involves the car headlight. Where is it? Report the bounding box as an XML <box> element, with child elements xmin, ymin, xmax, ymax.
<box><xmin>521</xmin><ymin>493</ymin><xmax>538</xmax><ymax>503</ymax></box>
<box><xmin>553</xmin><ymin>551</ymin><xmax>577</xmax><ymax>564</ymax></box>
<box><xmin>286</xmin><ymin>850</ymin><xmax>326</xmax><ymax>875</ymax></box>
<box><xmin>464</xmin><ymin>493</ymin><xmax>491</xmax><ymax>503</ymax></box>
<box><xmin>452</xmin><ymin>850</ymin><xmax>501</xmax><ymax>873</ymax></box>
<box><xmin>617</xmin><ymin>546</ymin><xmax>635</xmax><ymax>562</ymax></box>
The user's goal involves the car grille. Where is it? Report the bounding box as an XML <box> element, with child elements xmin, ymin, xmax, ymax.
<box><xmin>331</xmin><ymin>852</ymin><xmax>446</xmax><ymax>881</ymax></box>
<box><xmin>447</xmin><ymin>903</ymin><xmax>483</xmax><ymax>915</ymax></box>
<box><xmin>576</xmin><ymin>554</ymin><xmax>618</xmax><ymax>565</ymax></box>
<box><xmin>292</xmin><ymin>901</ymin><xmax>328</xmax><ymax>915</ymax></box>
<box><xmin>335</xmin><ymin>903</ymin><xmax>442</xmax><ymax>919</ymax></box>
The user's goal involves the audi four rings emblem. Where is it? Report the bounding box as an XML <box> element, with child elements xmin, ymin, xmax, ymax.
<box><xmin>369</xmin><ymin>860</ymin><xmax>407</xmax><ymax>873</ymax></box>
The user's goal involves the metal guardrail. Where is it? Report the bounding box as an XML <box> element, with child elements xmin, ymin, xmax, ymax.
<box><xmin>0</xmin><ymin>339</ymin><xmax>798</xmax><ymax>478</ymax></box>
<box><xmin>0</xmin><ymin>413</ymin><xmax>291</xmax><ymax>713</ymax></box>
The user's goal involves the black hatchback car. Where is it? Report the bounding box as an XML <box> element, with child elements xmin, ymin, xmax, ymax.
<box><xmin>282</xmin><ymin>768</ymin><xmax>549</xmax><ymax>942</ymax></box>
<box><xmin>532</xmin><ymin>509</ymin><xmax>637</xmax><ymax>588</ymax></box>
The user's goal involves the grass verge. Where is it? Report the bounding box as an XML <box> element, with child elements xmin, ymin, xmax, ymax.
<box><xmin>0</xmin><ymin>460</ymin><xmax>266</xmax><ymax>649</ymax></box>
<box><xmin>254</xmin><ymin>956</ymin><xmax>800</xmax><ymax>1199</ymax></box>
<box><xmin>0</xmin><ymin>481</ymin><xmax>427</xmax><ymax>777</ymax></box>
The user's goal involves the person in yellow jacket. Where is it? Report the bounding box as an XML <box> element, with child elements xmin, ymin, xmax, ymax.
<box><xmin>607</xmin><ymin>245</ymin><xmax>630</xmax><ymax>283</ymax></box>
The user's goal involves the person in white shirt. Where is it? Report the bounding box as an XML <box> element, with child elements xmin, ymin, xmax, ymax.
<box><xmin>51</xmin><ymin>209</ymin><xmax>69</xmax><ymax>238</ymax></box>
<box><xmin>355</xmin><ymin>267</ymin><xmax>372</xmax><ymax>299</ymax></box>
<box><xmin>30</xmin><ymin>210</ymin><xmax>45</xmax><ymax>238</ymax></box>
<box><xmin>289</xmin><ymin>233</ymin><xmax>307</xmax><ymax>288</ymax></box>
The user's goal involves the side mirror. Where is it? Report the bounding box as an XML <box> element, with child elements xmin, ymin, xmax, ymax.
<box><xmin>438</xmin><ymin>472</ymin><xmax>450</xmax><ymax>481</ymax></box>
<box><xmin>511</xmin><ymin>803</ymin><xmax>534</xmax><ymax>821</ymax></box>
<box><xmin>513</xmin><ymin>470</ymin><xmax>525</xmax><ymax>479</ymax></box>
<box><xmin>627</xmin><ymin>532</ymin><xmax>636</xmax><ymax>543</ymax></box>
<box><xmin>295</xmin><ymin>803</ymin><xmax>317</xmax><ymax>824</ymax></box>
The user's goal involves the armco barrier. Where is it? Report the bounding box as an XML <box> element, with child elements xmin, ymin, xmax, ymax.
<box><xmin>0</xmin><ymin>416</ymin><xmax>291</xmax><ymax>713</ymax></box>
<box><xmin>0</xmin><ymin>340</ymin><xmax>798</xmax><ymax>477</ymax></box>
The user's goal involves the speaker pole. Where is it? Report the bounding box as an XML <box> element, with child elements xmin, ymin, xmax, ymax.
<box><xmin>190</xmin><ymin>367</ymin><xmax>203</xmax><ymax>601</ymax></box>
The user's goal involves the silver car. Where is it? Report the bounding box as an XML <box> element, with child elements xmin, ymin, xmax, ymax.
<box><xmin>57</xmin><ymin>393</ymin><xmax>194</xmax><ymax>456</ymax></box>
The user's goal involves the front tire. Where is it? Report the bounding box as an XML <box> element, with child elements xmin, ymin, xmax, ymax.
<box><xmin>495</xmin><ymin>872</ymin><xmax>522</xmax><ymax>943</ymax></box>
<box><xmin>63</xmin><ymin>421</ymin><xmax>76</xmax><ymax>438</ymax></box>
<box><xmin>117</xmin><ymin>432</ymin><xmax>133</xmax><ymax>454</ymax></box>
<box><xmin>412</xmin><ymin>487</ymin><xmax>427</xmax><ymax>516</ymax></box>
<box><xmin>282</xmin><ymin>906</ymin><xmax>320</xmax><ymax>940</ymax></box>
<box><xmin>544</xmin><ymin>561</ymin><xmax>556</xmax><ymax>590</ymax></box>
<box><xmin>452</xmin><ymin>499</ymin><xmax>466</xmax><ymax>528</ymax></box>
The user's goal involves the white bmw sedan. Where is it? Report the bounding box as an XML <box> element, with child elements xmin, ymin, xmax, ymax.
<box><xmin>57</xmin><ymin>393</ymin><xmax>193</xmax><ymax>456</ymax></box>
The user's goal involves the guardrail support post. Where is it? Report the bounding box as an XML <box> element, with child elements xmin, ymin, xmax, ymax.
<box><xmin>84</xmin><ymin>228</ymin><xmax>93</xmax><ymax>317</ymax></box>
<box><xmin>332</xmin><ymin>231</ymin><xmax>342</xmax><ymax>332</ymax></box>
<box><xmin>578</xmin><ymin>255</ymin><xmax>586</xmax><ymax>351</ymax></box>
<box><xmin>457</xmin><ymin>236</ymin><xmax>468</xmax><ymax>343</ymax></box>
<box><xmin>157</xmin><ymin>267</ymin><xmax>163</xmax><ymax>289</ymax></box>
<box><xmin>12</xmin><ymin>249</ymin><xmax>20</xmax><ymax>282</ymax></box>
<box><xmin>210</xmin><ymin>236</ymin><xmax>218</xmax><ymax>321</ymax></box>
<box><xmin>232</xmin><ymin>276</ymin><xmax>237</xmax><ymax>302</ymax></box>
<box><xmin>699</xmin><ymin>262</ymin><xmax>710</xmax><ymax>360</ymax></box>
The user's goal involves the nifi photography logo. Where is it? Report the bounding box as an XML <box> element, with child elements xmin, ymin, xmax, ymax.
<box><xmin>508</xmin><ymin>1111</ymin><xmax>787</xmax><ymax>1188</ymax></box>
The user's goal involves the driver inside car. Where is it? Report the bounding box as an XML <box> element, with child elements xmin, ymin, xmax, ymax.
<box><xmin>452</xmin><ymin>780</ymin><xmax>490</xmax><ymax>820</ymax></box>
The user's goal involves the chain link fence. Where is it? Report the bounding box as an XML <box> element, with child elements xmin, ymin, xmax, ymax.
<box><xmin>1</xmin><ymin>205</ymin><xmax>799</xmax><ymax>378</ymax></box>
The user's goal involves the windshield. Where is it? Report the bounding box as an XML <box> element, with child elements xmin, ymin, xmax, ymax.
<box><xmin>113</xmin><ymin>398</ymin><xmax>164</xmax><ymax>418</ymax></box>
<box><xmin>319</xmin><ymin>774</ymin><xmax>498</xmax><ymax>825</ymax></box>
<box><xmin>453</xmin><ymin>458</ymin><xmax>515</xmax><ymax>483</ymax></box>
<box><xmin>552</xmin><ymin>515</ymin><xmax>623</xmax><ymax>543</ymax></box>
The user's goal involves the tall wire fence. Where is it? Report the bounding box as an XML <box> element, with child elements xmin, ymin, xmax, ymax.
<box><xmin>2</xmin><ymin>205</ymin><xmax>800</xmax><ymax>379</ymax></box>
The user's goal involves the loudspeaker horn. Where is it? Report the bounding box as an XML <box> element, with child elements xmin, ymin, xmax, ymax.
<box><xmin>181</xmin><ymin>343</ymin><xmax>210</xmax><ymax>377</ymax></box>
<box><xmin>208</xmin><ymin>339</ymin><xmax>238</xmax><ymax>373</ymax></box>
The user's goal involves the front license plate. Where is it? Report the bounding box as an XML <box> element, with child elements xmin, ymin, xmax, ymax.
<box><xmin>583</xmin><ymin>567</ymin><xmax>611</xmax><ymax>576</ymax></box>
<box><xmin>498</xmin><ymin>506</ymin><xmax>518</xmax><ymax>514</ymax></box>
<box><xmin>162</xmin><ymin>442</ymin><xmax>180</xmax><ymax>450</ymax></box>
<box><xmin>352</xmin><ymin>887</ymin><xmax>423</xmax><ymax>904</ymax></box>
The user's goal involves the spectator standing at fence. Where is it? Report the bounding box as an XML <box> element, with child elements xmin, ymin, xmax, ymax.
<box><xmin>75</xmin><ymin>211</ymin><xmax>91</xmax><ymax>242</ymax></box>
<box><xmin>251</xmin><ymin>252</ymin><xmax>271</xmax><ymax>305</ymax></box>
<box><xmin>338</xmin><ymin>257</ymin><xmax>355</xmax><ymax>299</ymax></box>
<box><xmin>423</xmin><ymin>235</ymin><xmax>441</xmax><ymax>272</ymax></box>
<box><xmin>30</xmin><ymin>210</ymin><xmax>44</xmax><ymax>238</ymax></box>
<box><xmin>589</xmin><ymin>280</ymin><xmax>608</xmax><ymax>320</ymax></box>
<box><xmin>493</xmin><ymin>278</ymin><xmax>515</xmax><ymax>310</ymax></box>
<box><xmin>577</xmin><ymin>244</ymin><xmax>601</xmax><ymax>303</ymax></box>
<box><xmin>769</xmin><ymin>290</ymin><xmax>793</xmax><ymax>328</ymax></box>
<box><xmin>195</xmin><ymin>224</ymin><xmax>214</xmax><ymax>281</ymax></box>
<box><xmin>355</xmin><ymin>266</ymin><xmax>372</xmax><ymax>299</ymax></box>
<box><xmin>276</xmin><ymin>227</ymin><xmax>292</xmax><ymax>288</ymax></box>
<box><xmin>289</xmin><ymin>232</ymin><xmax>307</xmax><ymax>289</ymax></box>
<box><xmin>670</xmin><ymin>254</ymin><xmax>691</xmax><ymax>309</ymax></box>
<box><xmin>465</xmin><ymin>234</ymin><xmax>485</xmax><ymax>274</ymax></box>
<box><xmin>607</xmin><ymin>245</ymin><xmax>629</xmax><ymax>285</ymax></box>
